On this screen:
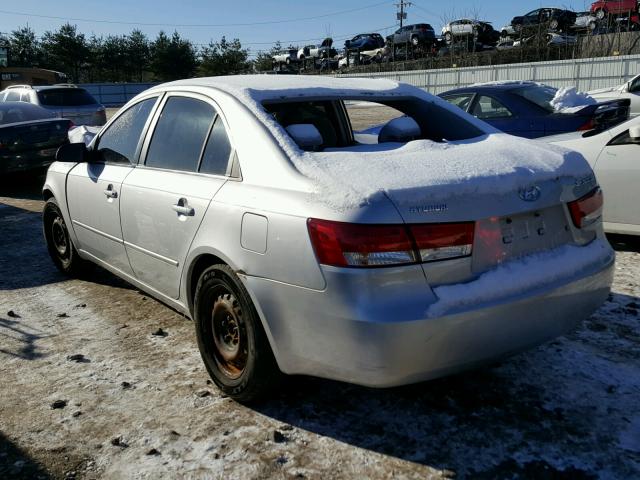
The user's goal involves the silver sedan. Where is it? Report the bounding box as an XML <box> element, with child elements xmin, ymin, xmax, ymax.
<box><xmin>43</xmin><ymin>76</ymin><xmax>615</xmax><ymax>401</ymax></box>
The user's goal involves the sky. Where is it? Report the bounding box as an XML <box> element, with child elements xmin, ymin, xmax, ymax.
<box><xmin>0</xmin><ymin>0</ymin><xmax>596</xmax><ymax>57</ymax></box>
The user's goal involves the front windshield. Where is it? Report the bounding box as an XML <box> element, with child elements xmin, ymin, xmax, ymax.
<box><xmin>512</xmin><ymin>85</ymin><xmax>557</xmax><ymax>112</ymax></box>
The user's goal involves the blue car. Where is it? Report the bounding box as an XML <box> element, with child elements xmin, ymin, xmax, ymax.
<box><xmin>440</xmin><ymin>82</ymin><xmax>629</xmax><ymax>138</ymax></box>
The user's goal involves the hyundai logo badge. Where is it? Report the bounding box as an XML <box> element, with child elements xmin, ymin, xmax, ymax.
<box><xmin>519</xmin><ymin>185</ymin><xmax>541</xmax><ymax>202</ymax></box>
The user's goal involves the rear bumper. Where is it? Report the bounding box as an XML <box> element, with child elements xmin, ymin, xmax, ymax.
<box><xmin>245</xmin><ymin>240</ymin><xmax>615</xmax><ymax>388</ymax></box>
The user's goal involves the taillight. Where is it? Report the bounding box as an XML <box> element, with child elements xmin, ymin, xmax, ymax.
<box><xmin>568</xmin><ymin>188</ymin><xmax>603</xmax><ymax>228</ymax></box>
<box><xmin>578</xmin><ymin>118</ymin><xmax>596</xmax><ymax>131</ymax></box>
<box><xmin>307</xmin><ymin>219</ymin><xmax>474</xmax><ymax>268</ymax></box>
<box><xmin>410</xmin><ymin>223</ymin><xmax>475</xmax><ymax>262</ymax></box>
<box><xmin>307</xmin><ymin>219</ymin><xmax>415</xmax><ymax>267</ymax></box>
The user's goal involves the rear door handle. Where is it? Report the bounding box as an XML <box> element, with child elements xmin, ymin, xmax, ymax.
<box><xmin>104</xmin><ymin>184</ymin><xmax>118</xmax><ymax>199</ymax></box>
<box><xmin>172</xmin><ymin>198</ymin><xmax>195</xmax><ymax>217</ymax></box>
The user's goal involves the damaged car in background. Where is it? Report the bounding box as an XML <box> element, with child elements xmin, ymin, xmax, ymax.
<box><xmin>440</xmin><ymin>81</ymin><xmax>630</xmax><ymax>138</ymax></box>
<box><xmin>44</xmin><ymin>76</ymin><xmax>614</xmax><ymax>402</ymax></box>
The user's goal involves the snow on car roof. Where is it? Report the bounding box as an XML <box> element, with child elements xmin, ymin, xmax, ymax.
<box><xmin>161</xmin><ymin>74</ymin><xmax>411</xmax><ymax>101</ymax></box>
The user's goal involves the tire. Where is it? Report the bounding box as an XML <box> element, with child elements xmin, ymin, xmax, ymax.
<box><xmin>43</xmin><ymin>197</ymin><xmax>90</xmax><ymax>276</ymax></box>
<box><xmin>595</xmin><ymin>9</ymin><xmax>605</xmax><ymax>20</ymax></box>
<box><xmin>194</xmin><ymin>264</ymin><xmax>281</xmax><ymax>403</ymax></box>
<box><xmin>444</xmin><ymin>32</ymin><xmax>453</xmax><ymax>43</ymax></box>
<box><xmin>411</xmin><ymin>36</ymin><xmax>420</xmax><ymax>46</ymax></box>
<box><xmin>549</xmin><ymin>19</ymin><xmax>559</xmax><ymax>30</ymax></box>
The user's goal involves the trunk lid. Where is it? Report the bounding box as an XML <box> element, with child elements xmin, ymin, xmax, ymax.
<box><xmin>0</xmin><ymin>118</ymin><xmax>71</xmax><ymax>154</ymax></box>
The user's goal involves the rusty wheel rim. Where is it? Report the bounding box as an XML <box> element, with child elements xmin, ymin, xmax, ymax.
<box><xmin>51</xmin><ymin>216</ymin><xmax>69</xmax><ymax>258</ymax></box>
<box><xmin>210</xmin><ymin>291</ymin><xmax>247</xmax><ymax>380</ymax></box>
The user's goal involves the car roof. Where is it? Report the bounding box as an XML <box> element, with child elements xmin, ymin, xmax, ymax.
<box><xmin>32</xmin><ymin>85</ymin><xmax>87</xmax><ymax>91</ymax></box>
<box><xmin>443</xmin><ymin>81</ymin><xmax>544</xmax><ymax>94</ymax></box>
<box><xmin>154</xmin><ymin>75</ymin><xmax>414</xmax><ymax>103</ymax></box>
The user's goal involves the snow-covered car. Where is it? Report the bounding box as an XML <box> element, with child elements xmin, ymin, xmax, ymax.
<box><xmin>574</xmin><ymin>12</ymin><xmax>598</xmax><ymax>31</ymax></box>
<box><xmin>546</xmin><ymin>116</ymin><xmax>640</xmax><ymax>235</ymax></box>
<box><xmin>43</xmin><ymin>75</ymin><xmax>614</xmax><ymax>402</ymax></box>
<box><xmin>272</xmin><ymin>49</ymin><xmax>299</xmax><ymax>65</ymax></box>
<box><xmin>589</xmin><ymin>74</ymin><xmax>640</xmax><ymax>117</ymax></box>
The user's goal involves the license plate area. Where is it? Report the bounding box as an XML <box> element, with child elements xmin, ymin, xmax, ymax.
<box><xmin>472</xmin><ymin>205</ymin><xmax>571</xmax><ymax>273</ymax></box>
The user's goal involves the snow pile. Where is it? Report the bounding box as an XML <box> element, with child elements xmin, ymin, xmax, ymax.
<box><xmin>301</xmin><ymin>134</ymin><xmax>592</xmax><ymax>209</ymax></box>
<box><xmin>550</xmin><ymin>87</ymin><xmax>597</xmax><ymax>114</ymax></box>
<box><xmin>427</xmin><ymin>239</ymin><xmax>613</xmax><ymax>317</ymax></box>
<box><xmin>286</xmin><ymin>124</ymin><xmax>323</xmax><ymax>149</ymax></box>
<box><xmin>68</xmin><ymin>125</ymin><xmax>100</xmax><ymax>145</ymax></box>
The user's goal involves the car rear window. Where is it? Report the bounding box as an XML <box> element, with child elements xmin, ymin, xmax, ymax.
<box><xmin>511</xmin><ymin>85</ymin><xmax>556</xmax><ymax>112</ymax></box>
<box><xmin>37</xmin><ymin>88</ymin><xmax>98</xmax><ymax>106</ymax></box>
<box><xmin>0</xmin><ymin>103</ymin><xmax>55</xmax><ymax>125</ymax></box>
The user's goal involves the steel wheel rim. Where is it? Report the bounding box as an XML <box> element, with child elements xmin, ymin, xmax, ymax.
<box><xmin>210</xmin><ymin>289</ymin><xmax>247</xmax><ymax>380</ymax></box>
<box><xmin>51</xmin><ymin>216</ymin><xmax>69</xmax><ymax>258</ymax></box>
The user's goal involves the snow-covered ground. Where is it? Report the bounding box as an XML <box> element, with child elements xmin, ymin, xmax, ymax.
<box><xmin>1</xmin><ymin>179</ymin><xmax>639</xmax><ymax>479</ymax></box>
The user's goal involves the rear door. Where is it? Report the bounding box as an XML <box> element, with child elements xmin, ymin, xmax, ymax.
<box><xmin>66</xmin><ymin>95</ymin><xmax>160</xmax><ymax>275</ymax></box>
<box><xmin>469</xmin><ymin>94</ymin><xmax>532</xmax><ymax>136</ymax></box>
<box><xmin>120</xmin><ymin>93</ymin><xmax>232</xmax><ymax>299</ymax></box>
<box><xmin>593</xmin><ymin>127</ymin><xmax>640</xmax><ymax>228</ymax></box>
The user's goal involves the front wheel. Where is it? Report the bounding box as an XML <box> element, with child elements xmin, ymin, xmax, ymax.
<box><xmin>43</xmin><ymin>197</ymin><xmax>89</xmax><ymax>276</ymax></box>
<box><xmin>194</xmin><ymin>264</ymin><xmax>281</xmax><ymax>403</ymax></box>
<box><xmin>444</xmin><ymin>32</ymin><xmax>453</xmax><ymax>43</ymax></box>
<box><xmin>549</xmin><ymin>19</ymin><xmax>559</xmax><ymax>30</ymax></box>
<box><xmin>595</xmin><ymin>9</ymin><xmax>606</xmax><ymax>20</ymax></box>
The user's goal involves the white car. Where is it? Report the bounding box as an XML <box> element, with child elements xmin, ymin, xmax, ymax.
<box><xmin>547</xmin><ymin>117</ymin><xmax>640</xmax><ymax>235</ymax></box>
<box><xmin>272</xmin><ymin>49</ymin><xmax>299</xmax><ymax>65</ymax></box>
<box><xmin>442</xmin><ymin>19</ymin><xmax>480</xmax><ymax>42</ymax></box>
<box><xmin>589</xmin><ymin>74</ymin><xmax>640</xmax><ymax>117</ymax></box>
<box><xmin>500</xmin><ymin>24</ymin><xmax>516</xmax><ymax>37</ymax></box>
<box><xmin>574</xmin><ymin>12</ymin><xmax>598</xmax><ymax>32</ymax></box>
<box><xmin>43</xmin><ymin>75</ymin><xmax>613</xmax><ymax>401</ymax></box>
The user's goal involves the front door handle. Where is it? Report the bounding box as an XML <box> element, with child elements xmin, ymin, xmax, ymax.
<box><xmin>172</xmin><ymin>198</ymin><xmax>195</xmax><ymax>217</ymax></box>
<box><xmin>104</xmin><ymin>184</ymin><xmax>118</xmax><ymax>199</ymax></box>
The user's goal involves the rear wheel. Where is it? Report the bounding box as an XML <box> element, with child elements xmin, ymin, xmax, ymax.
<box><xmin>549</xmin><ymin>19</ymin><xmax>560</xmax><ymax>30</ymax></box>
<box><xmin>411</xmin><ymin>36</ymin><xmax>420</xmax><ymax>46</ymax></box>
<box><xmin>43</xmin><ymin>197</ymin><xmax>89</xmax><ymax>276</ymax></box>
<box><xmin>194</xmin><ymin>264</ymin><xmax>281</xmax><ymax>403</ymax></box>
<box><xmin>444</xmin><ymin>32</ymin><xmax>453</xmax><ymax>43</ymax></box>
<box><xmin>595</xmin><ymin>9</ymin><xmax>606</xmax><ymax>20</ymax></box>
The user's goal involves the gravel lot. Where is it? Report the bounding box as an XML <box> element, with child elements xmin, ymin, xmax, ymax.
<box><xmin>1</xmin><ymin>130</ymin><xmax>640</xmax><ymax>479</ymax></box>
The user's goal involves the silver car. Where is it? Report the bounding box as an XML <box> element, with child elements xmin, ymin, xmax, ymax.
<box><xmin>43</xmin><ymin>76</ymin><xmax>615</xmax><ymax>402</ymax></box>
<box><xmin>0</xmin><ymin>84</ymin><xmax>106</xmax><ymax>126</ymax></box>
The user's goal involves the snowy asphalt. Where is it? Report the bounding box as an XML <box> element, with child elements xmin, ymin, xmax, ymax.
<box><xmin>1</xmin><ymin>173</ymin><xmax>639</xmax><ymax>480</ymax></box>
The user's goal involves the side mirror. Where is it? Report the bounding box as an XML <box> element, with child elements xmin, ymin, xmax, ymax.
<box><xmin>56</xmin><ymin>142</ymin><xmax>88</xmax><ymax>163</ymax></box>
<box><xmin>629</xmin><ymin>125</ymin><xmax>640</xmax><ymax>141</ymax></box>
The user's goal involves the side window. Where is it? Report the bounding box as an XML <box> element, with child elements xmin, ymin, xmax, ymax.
<box><xmin>609</xmin><ymin>129</ymin><xmax>640</xmax><ymax>146</ymax></box>
<box><xmin>6</xmin><ymin>90</ymin><xmax>20</xmax><ymax>102</ymax></box>
<box><xmin>199</xmin><ymin>116</ymin><xmax>232</xmax><ymax>175</ymax></box>
<box><xmin>96</xmin><ymin>97</ymin><xmax>157</xmax><ymax>164</ymax></box>
<box><xmin>629</xmin><ymin>77</ymin><xmax>640</xmax><ymax>93</ymax></box>
<box><xmin>472</xmin><ymin>95</ymin><xmax>513</xmax><ymax>119</ymax></box>
<box><xmin>443</xmin><ymin>94</ymin><xmax>475</xmax><ymax>111</ymax></box>
<box><xmin>20</xmin><ymin>92</ymin><xmax>31</xmax><ymax>103</ymax></box>
<box><xmin>145</xmin><ymin>96</ymin><xmax>215</xmax><ymax>172</ymax></box>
